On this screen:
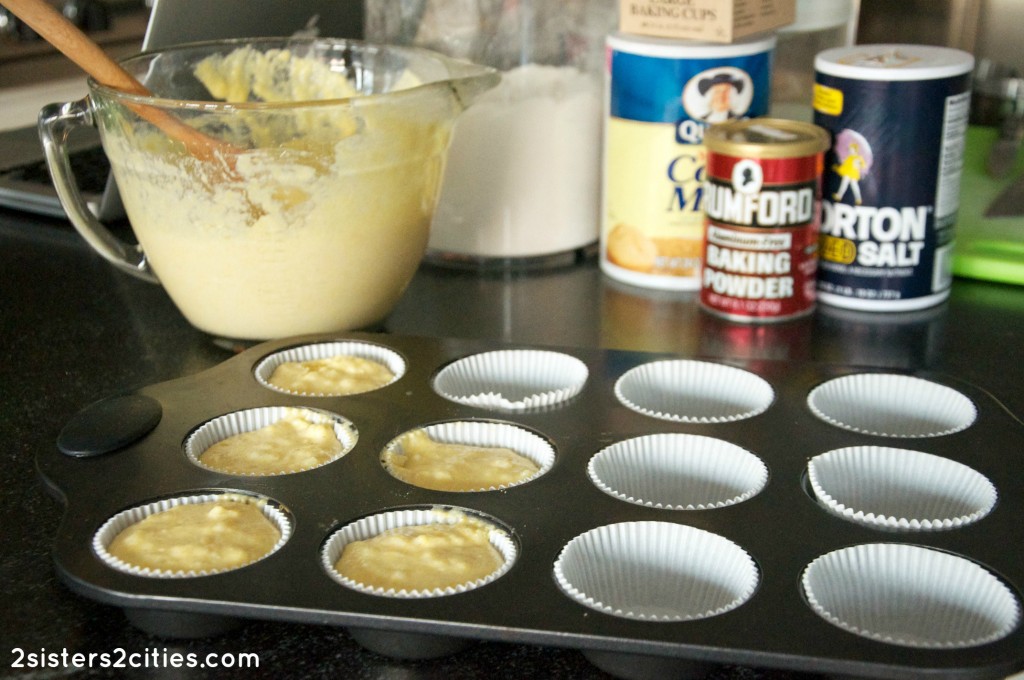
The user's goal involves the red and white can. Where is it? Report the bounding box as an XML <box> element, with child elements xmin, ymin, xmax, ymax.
<box><xmin>700</xmin><ymin>118</ymin><xmax>831</xmax><ymax>322</ymax></box>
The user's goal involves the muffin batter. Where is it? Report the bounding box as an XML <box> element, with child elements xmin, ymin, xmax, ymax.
<box><xmin>107</xmin><ymin>499</ymin><xmax>281</xmax><ymax>573</ymax></box>
<box><xmin>267</xmin><ymin>354</ymin><xmax>395</xmax><ymax>395</ymax></box>
<box><xmin>384</xmin><ymin>429</ymin><xmax>539</xmax><ymax>491</ymax></box>
<box><xmin>104</xmin><ymin>47</ymin><xmax>452</xmax><ymax>339</ymax></box>
<box><xmin>334</xmin><ymin>513</ymin><xmax>503</xmax><ymax>591</ymax></box>
<box><xmin>199</xmin><ymin>410</ymin><xmax>343</xmax><ymax>475</ymax></box>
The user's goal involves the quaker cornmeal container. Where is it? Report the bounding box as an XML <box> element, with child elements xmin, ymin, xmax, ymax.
<box><xmin>602</xmin><ymin>32</ymin><xmax>775</xmax><ymax>290</ymax></box>
<box><xmin>700</xmin><ymin>118</ymin><xmax>830</xmax><ymax>321</ymax></box>
<box><xmin>813</xmin><ymin>44</ymin><xmax>974</xmax><ymax>311</ymax></box>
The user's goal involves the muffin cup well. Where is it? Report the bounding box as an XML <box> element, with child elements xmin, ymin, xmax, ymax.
<box><xmin>94</xmin><ymin>492</ymin><xmax>292</xmax><ymax>578</ymax></box>
<box><xmin>432</xmin><ymin>350</ymin><xmax>588</xmax><ymax>411</ymax></box>
<box><xmin>554</xmin><ymin>521</ymin><xmax>759</xmax><ymax>621</ymax></box>
<box><xmin>321</xmin><ymin>507</ymin><xmax>517</xmax><ymax>598</ymax></box>
<box><xmin>588</xmin><ymin>434</ymin><xmax>768</xmax><ymax>510</ymax></box>
<box><xmin>381</xmin><ymin>421</ymin><xmax>555</xmax><ymax>492</ymax></box>
<box><xmin>254</xmin><ymin>341</ymin><xmax>406</xmax><ymax>396</ymax></box>
<box><xmin>614</xmin><ymin>360</ymin><xmax>774</xmax><ymax>423</ymax></box>
<box><xmin>802</xmin><ymin>543</ymin><xmax>1021</xmax><ymax>648</ymax></box>
<box><xmin>807</xmin><ymin>446</ymin><xmax>997</xmax><ymax>531</ymax></box>
<box><xmin>807</xmin><ymin>373</ymin><xmax>976</xmax><ymax>438</ymax></box>
<box><xmin>185</xmin><ymin>407</ymin><xmax>358</xmax><ymax>476</ymax></box>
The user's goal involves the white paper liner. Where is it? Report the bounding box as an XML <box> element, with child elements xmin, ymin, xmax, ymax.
<box><xmin>553</xmin><ymin>521</ymin><xmax>759</xmax><ymax>621</ymax></box>
<box><xmin>93</xmin><ymin>492</ymin><xmax>292</xmax><ymax>578</ymax></box>
<box><xmin>802</xmin><ymin>543</ymin><xmax>1021</xmax><ymax>648</ymax></box>
<box><xmin>321</xmin><ymin>507</ymin><xmax>517</xmax><ymax>598</ymax></box>
<box><xmin>588</xmin><ymin>434</ymin><xmax>768</xmax><ymax>510</ymax></box>
<box><xmin>432</xmin><ymin>350</ymin><xmax>588</xmax><ymax>411</ymax></box>
<box><xmin>254</xmin><ymin>341</ymin><xmax>406</xmax><ymax>396</ymax></box>
<box><xmin>185</xmin><ymin>407</ymin><xmax>358</xmax><ymax>476</ymax></box>
<box><xmin>807</xmin><ymin>373</ymin><xmax>977</xmax><ymax>438</ymax></box>
<box><xmin>381</xmin><ymin>421</ymin><xmax>555</xmax><ymax>492</ymax></box>
<box><xmin>807</xmin><ymin>446</ymin><xmax>997</xmax><ymax>531</ymax></box>
<box><xmin>614</xmin><ymin>360</ymin><xmax>774</xmax><ymax>423</ymax></box>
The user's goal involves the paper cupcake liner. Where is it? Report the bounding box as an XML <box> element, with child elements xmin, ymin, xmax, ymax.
<box><xmin>432</xmin><ymin>350</ymin><xmax>588</xmax><ymax>411</ymax></box>
<box><xmin>614</xmin><ymin>360</ymin><xmax>774</xmax><ymax>423</ymax></box>
<box><xmin>254</xmin><ymin>341</ymin><xmax>406</xmax><ymax>396</ymax></box>
<box><xmin>553</xmin><ymin>522</ymin><xmax>759</xmax><ymax>621</ymax></box>
<box><xmin>321</xmin><ymin>507</ymin><xmax>517</xmax><ymax>598</ymax></box>
<box><xmin>807</xmin><ymin>373</ymin><xmax>977</xmax><ymax>438</ymax></box>
<box><xmin>94</xmin><ymin>492</ymin><xmax>292</xmax><ymax>579</ymax></box>
<box><xmin>381</xmin><ymin>421</ymin><xmax>555</xmax><ymax>492</ymax></box>
<box><xmin>588</xmin><ymin>434</ymin><xmax>768</xmax><ymax>510</ymax></box>
<box><xmin>807</xmin><ymin>446</ymin><xmax>997</xmax><ymax>531</ymax></box>
<box><xmin>185</xmin><ymin>407</ymin><xmax>358</xmax><ymax>476</ymax></box>
<box><xmin>802</xmin><ymin>543</ymin><xmax>1021</xmax><ymax>648</ymax></box>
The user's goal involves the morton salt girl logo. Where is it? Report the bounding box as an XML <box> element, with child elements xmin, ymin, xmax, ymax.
<box><xmin>820</xmin><ymin>127</ymin><xmax>930</xmax><ymax>269</ymax></box>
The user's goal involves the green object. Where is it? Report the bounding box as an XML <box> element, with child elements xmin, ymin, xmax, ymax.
<box><xmin>953</xmin><ymin>125</ymin><xmax>1024</xmax><ymax>285</ymax></box>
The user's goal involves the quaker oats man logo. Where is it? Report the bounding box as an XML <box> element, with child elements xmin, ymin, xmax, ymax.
<box><xmin>682</xmin><ymin>67</ymin><xmax>754</xmax><ymax>123</ymax></box>
<box><xmin>732</xmin><ymin>159</ymin><xmax>763</xmax><ymax>195</ymax></box>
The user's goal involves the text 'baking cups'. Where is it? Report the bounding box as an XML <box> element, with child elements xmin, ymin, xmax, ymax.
<box><xmin>185</xmin><ymin>407</ymin><xmax>358</xmax><ymax>476</ymax></box>
<box><xmin>614</xmin><ymin>360</ymin><xmax>774</xmax><ymax>423</ymax></box>
<box><xmin>802</xmin><ymin>543</ymin><xmax>1021</xmax><ymax>648</ymax></box>
<box><xmin>807</xmin><ymin>373</ymin><xmax>977</xmax><ymax>438</ymax></box>
<box><xmin>807</xmin><ymin>446</ymin><xmax>997</xmax><ymax>531</ymax></box>
<box><xmin>588</xmin><ymin>434</ymin><xmax>768</xmax><ymax>510</ymax></box>
<box><xmin>432</xmin><ymin>350</ymin><xmax>588</xmax><ymax>411</ymax></box>
<box><xmin>93</xmin><ymin>492</ymin><xmax>292</xmax><ymax>578</ymax></box>
<box><xmin>321</xmin><ymin>507</ymin><xmax>517</xmax><ymax>598</ymax></box>
<box><xmin>553</xmin><ymin>522</ymin><xmax>759</xmax><ymax>621</ymax></box>
<box><xmin>254</xmin><ymin>341</ymin><xmax>406</xmax><ymax>396</ymax></box>
<box><xmin>381</xmin><ymin>421</ymin><xmax>555</xmax><ymax>492</ymax></box>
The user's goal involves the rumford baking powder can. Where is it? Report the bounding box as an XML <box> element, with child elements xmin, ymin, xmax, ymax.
<box><xmin>813</xmin><ymin>44</ymin><xmax>974</xmax><ymax>311</ymax></box>
<box><xmin>602</xmin><ymin>32</ymin><xmax>775</xmax><ymax>290</ymax></box>
<box><xmin>700</xmin><ymin>118</ymin><xmax>831</xmax><ymax>321</ymax></box>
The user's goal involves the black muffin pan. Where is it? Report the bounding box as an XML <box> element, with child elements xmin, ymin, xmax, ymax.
<box><xmin>37</xmin><ymin>332</ymin><xmax>1024</xmax><ymax>680</ymax></box>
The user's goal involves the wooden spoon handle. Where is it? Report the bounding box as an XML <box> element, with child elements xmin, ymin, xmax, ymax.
<box><xmin>1</xmin><ymin>0</ymin><xmax>236</xmax><ymax>165</ymax></box>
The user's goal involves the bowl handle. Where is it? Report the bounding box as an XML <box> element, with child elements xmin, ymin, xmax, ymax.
<box><xmin>38</xmin><ymin>97</ymin><xmax>158</xmax><ymax>283</ymax></box>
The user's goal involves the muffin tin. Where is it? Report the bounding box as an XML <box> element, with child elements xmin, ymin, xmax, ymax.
<box><xmin>37</xmin><ymin>331</ymin><xmax>1024</xmax><ymax>679</ymax></box>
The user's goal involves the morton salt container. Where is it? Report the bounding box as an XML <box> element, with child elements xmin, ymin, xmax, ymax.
<box><xmin>602</xmin><ymin>32</ymin><xmax>775</xmax><ymax>290</ymax></box>
<box><xmin>700</xmin><ymin>118</ymin><xmax>831</xmax><ymax>322</ymax></box>
<box><xmin>813</xmin><ymin>44</ymin><xmax>974</xmax><ymax>311</ymax></box>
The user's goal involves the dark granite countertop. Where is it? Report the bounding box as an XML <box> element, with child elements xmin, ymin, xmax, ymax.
<box><xmin>2</xmin><ymin>208</ymin><xmax>1023</xmax><ymax>679</ymax></box>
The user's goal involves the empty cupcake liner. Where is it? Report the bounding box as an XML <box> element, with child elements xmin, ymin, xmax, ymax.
<box><xmin>588</xmin><ymin>434</ymin><xmax>768</xmax><ymax>510</ymax></box>
<box><xmin>94</xmin><ymin>492</ymin><xmax>292</xmax><ymax>579</ymax></box>
<box><xmin>254</xmin><ymin>341</ymin><xmax>406</xmax><ymax>396</ymax></box>
<box><xmin>807</xmin><ymin>446</ymin><xmax>998</xmax><ymax>531</ymax></box>
<box><xmin>381</xmin><ymin>421</ymin><xmax>555</xmax><ymax>492</ymax></box>
<box><xmin>807</xmin><ymin>373</ymin><xmax>977</xmax><ymax>438</ymax></box>
<box><xmin>802</xmin><ymin>543</ymin><xmax>1021</xmax><ymax>648</ymax></box>
<box><xmin>322</xmin><ymin>507</ymin><xmax>517</xmax><ymax>598</ymax></box>
<box><xmin>614</xmin><ymin>360</ymin><xmax>774</xmax><ymax>424</ymax></box>
<box><xmin>553</xmin><ymin>521</ymin><xmax>759</xmax><ymax>621</ymax></box>
<box><xmin>185</xmin><ymin>407</ymin><xmax>358</xmax><ymax>476</ymax></box>
<box><xmin>432</xmin><ymin>350</ymin><xmax>588</xmax><ymax>411</ymax></box>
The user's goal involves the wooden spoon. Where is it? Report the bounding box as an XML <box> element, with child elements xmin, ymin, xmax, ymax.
<box><xmin>2</xmin><ymin>0</ymin><xmax>238</xmax><ymax>167</ymax></box>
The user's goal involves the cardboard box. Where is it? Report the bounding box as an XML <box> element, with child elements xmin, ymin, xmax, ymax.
<box><xmin>619</xmin><ymin>0</ymin><xmax>795</xmax><ymax>43</ymax></box>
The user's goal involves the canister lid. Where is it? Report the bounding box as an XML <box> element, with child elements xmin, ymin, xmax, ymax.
<box><xmin>815</xmin><ymin>44</ymin><xmax>975</xmax><ymax>81</ymax></box>
<box><xmin>703</xmin><ymin>118</ymin><xmax>831</xmax><ymax>158</ymax></box>
<box><xmin>606</xmin><ymin>31</ymin><xmax>777</xmax><ymax>59</ymax></box>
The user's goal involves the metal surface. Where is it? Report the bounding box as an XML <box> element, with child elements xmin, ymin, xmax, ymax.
<box><xmin>36</xmin><ymin>331</ymin><xmax>1024</xmax><ymax>680</ymax></box>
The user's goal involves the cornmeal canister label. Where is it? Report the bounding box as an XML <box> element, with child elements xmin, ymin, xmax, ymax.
<box><xmin>813</xmin><ymin>45</ymin><xmax>974</xmax><ymax>311</ymax></box>
<box><xmin>602</xmin><ymin>32</ymin><xmax>774</xmax><ymax>290</ymax></box>
<box><xmin>700</xmin><ymin>119</ymin><xmax>831</xmax><ymax>321</ymax></box>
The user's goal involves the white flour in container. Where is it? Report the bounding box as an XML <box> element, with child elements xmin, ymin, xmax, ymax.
<box><xmin>427</xmin><ymin>64</ymin><xmax>602</xmax><ymax>261</ymax></box>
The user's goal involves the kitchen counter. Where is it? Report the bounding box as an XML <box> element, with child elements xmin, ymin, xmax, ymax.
<box><xmin>2</xmin><ymin>205</ymin><xmax>1024</xmax><ymax>679</ymax></box>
